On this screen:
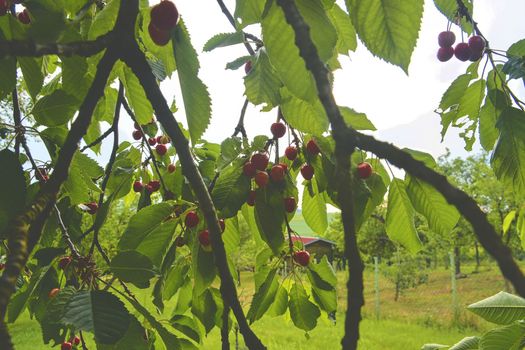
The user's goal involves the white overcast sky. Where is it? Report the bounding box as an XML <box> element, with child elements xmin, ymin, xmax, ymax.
<box><xmin>147</xmin><ymin>0</ymin><xmax>525</xmax><ymax>160</ymax></box>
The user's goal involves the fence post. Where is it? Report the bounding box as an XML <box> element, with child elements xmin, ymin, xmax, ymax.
<box><xmin>374</xmin><ymin>256</ymin><xmax>380</xmax><ymax>320</ymax></box>
<box><xmin>449</xmin><ymin>251</ymin><xmax>459</xmax><ymax>320</ymax></box>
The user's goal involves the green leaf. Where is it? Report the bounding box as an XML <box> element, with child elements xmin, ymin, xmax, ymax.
<box><xmin>385</xmin><ymin>178</ymin><xmax>421</xmax><ymax>253</ymax></box>
<box><xmin>32</xmin><ymin>89</ymin><xmax>79</xmax><ymax>127</ymax></box>
<box><xmin>456</xmin><ymin>79</ymin><xmax>486</xmax><ymax>121</ymax></box>
<box><xmin>39</xmin><ymin>286</ymin><xmax>76</xmax><ymax>345</ymax></box>
<box><xmin>25</xmin><ymin>1</ymin><xmax>66</xmax><ymax>42</ymax></box>
<box><xmin>439</xmin><ymin>73</ymin><xmax>475</xmax><ymax>111</ymax></box>
<box><xmin>468</xmin><ymin>291</ymin><xmax>525</xmax><ymax>325</ymax></box>
<box><xmin>346</xmin><ymin>0</ymin><xmax>424</xmax><ymax>72</ymax></box>
<box><xmin>0</xmin><ymin>57</ymin><xmax>16</xmax><ymax>98</ymax></box>
<box><xmin>19</xmin><ymin>57</ymin><xmax>44</xmax><ymax>99</ymax></box>
<box><xmin>247</xmin><ymin>268</ymin><xmax>279</xmax><ymax>323</ymax></box>
<box><xmin>173</xmin><ymin>21</ymin><xmax>212</xmax><ymax>144</ymax></box>
<box><xmin>296</xmin><ymin>0</ymin><xmax>338</xmax><ymax>62</ymax></box>
<box><xmin>491</xmin><ymin>108</ymin><xmax>525</xmax><ymax>196</ymax></box>
<box><xmin>433</xmin><ymin>0</ymin><xmax>473</xmax><ymax>35</ymax></box>
<box><xmin>62</xmin><ymin>291</ymin><xmax>131</xmax><ymax>344</ymax></box>
<box><xmin>302</xmin><ymin>179</ymin><xmax>328</xmax><ymax>234</ymax></box>
<box><xmin>88</xmin><ymin>0</ymin><xmax>119</xmax><ymax>40</ymax></box>
<box><xmin>244</xmin><ymin>49</ymin><xmax>283</xmax><ymax>109</ymax></box>
<box><xmin>479</xmin><ymin>321</ymin><xmax>525</xmax><ymax>350</ymax></box>
<box><xmin>97</xmin><ymin>317</ymin><xmax>149</xmax><ymax>350</ymax></box>
<box><xmin>503</xmin><ymin>211</ymin><xmax>517</xmax><ymax>235</ymax></box>
<box><xmin>170</xmin><ymin>314</ymin><xmax>202</xmax><ymax>343</ymax></box>
<box><xmin>406</xmin><ymin>175</ymin><xmax>460</xmax><ymax>236</ymax></box>
<box><xmin>254</xmin><ymin>184</ymin><xmax>285</xmax><ymax>255</ymax></box>
<box><xmin>308</xmin><ymin>256</ymin><xmax>337</xmax><ymax>288</ymax></box>
<box><xmin>212</xmin><ymin>164</ymin><xmax>251</xmax><ymax>219</ymax></box>
<box><xmin>329</xmin><ymin>4</ymin><xmax>357</xmax><ymax>55</ymax></box>
<box><xmin>163</xmin><ymin>259</ymin><xmax>191</xmax><ymax>301</ymax></box>
<box><xmin>226</xmin><ymin>56</ymin><xmax>252</xmax><ymax>70</ymax></box>
<box><xmin>262</xmin><ymin>2</ymin><xmax>317</xmax><ymax>101</ymax></box>
<box><xmin>192</xmin><ymin>240</ymin><xmax>217</xmax><ymax>295</ymax></box>
<box><xmin>420</xmin><ymin>344</ymin><xmax>449</xmax><ymax>350</ymax></box>
<box><xmin>448</xmin><ymin>336</ymin><xmax>479</xmax><ymax>350</ymax></box>
<box><xmin>280</xmin><ymin>89</ymin><xmax>329</xmax><ymax>135</ymax></box>
<box><xmin>120</xmin><ymin>66</ymin><xmax>154</xmax><ymax>125</ymax></box>
<box><xmin>478</xmin><ymin>95</ymin><xmax>501</xmax><ymax>152</ymax></box>
<box><xmin>0</xmin><ymin>149</ymin><xmax>26</xmax><ymax>237</ymax></box>
<box><xmin>191</xmin><ymin>289</ymin><xmax>217</xmax><ymax>334</ymax></box>
<box><xmin>289</xmin><ymin>283</ymin><xmax>321</xmax><ymax>331</ymax></box>
<box><xmin>340</xmin><ymin>106</ymin><xmax>376</xmax><ymax>130</ymax></box>
<box><xmin>118</xmin><ymin>202</ymin><xmax>175</xmax><ymax>250</ymax></box>
<box><xmin>63</xmin><ymin>152</ymin><xmax>103</xmax><ymax>205</ymax></box>
<box><xmin>234</xmin><ymin>0</ymin><xmax>265</xmax><ymax>27</ymax></box>
<box><xmin>268</xmin><ymin>285</ymin><xmax>288</xmax><ymax>317</ymax></box>
<box><xmin>203</xmin><ymin>32</ymin><xmax>245</xmax><ymax>52</ymax></box>
<box><xmin>111</xmin><ymin>251</ymin><xmax>156</xmax><ymax>288</ymax></box>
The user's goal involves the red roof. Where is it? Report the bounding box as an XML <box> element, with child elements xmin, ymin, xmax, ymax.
<box><xmin>290</xmin><ymin>236</ymin><xmax>334</xmax><ymax>246</ymax></box>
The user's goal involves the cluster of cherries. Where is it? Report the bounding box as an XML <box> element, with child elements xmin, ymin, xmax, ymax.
<box><xmin>0</xmin><ymin>1</ymin><xmax>30</xmax><ymax>24</ymax></box>
<box><xmin>184</xmin><ymin>210</ymin><xmax>225</xmax><ymax>249</ymax></box>
<box><xmin>437</xmin><ymin>30</ymin><xmax>486</xmax><ymax>62</ymax></box>
<box><xmin>148</xmin><ymin>0</ymin><xmax>179</xmax><ymax>46</ymax></box>
<box><xmin>132</xmin><ymin>122</ymin><xmax>171</xmax><ymax>156</ymax></box>
<box><xmin>133</xmin><ymin>179</ymin><xmax>161</xmax><ymax>194</ymax></box>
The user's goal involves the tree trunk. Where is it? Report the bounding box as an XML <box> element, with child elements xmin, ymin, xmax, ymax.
<box><xmin>454</xmin><ymin>246</ymin><xmax>461</xmax><ymax>275</ymax></box>
<box><xmin>474</xmin><ymin>241</ymin><xmax>480</xmax><ymax>271</ymax></box>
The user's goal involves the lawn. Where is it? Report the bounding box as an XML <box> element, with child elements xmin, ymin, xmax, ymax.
<box><xmin>8</xmin><ymin>262</ymin><xmax>509</xmax><ymax>349</ymax></box>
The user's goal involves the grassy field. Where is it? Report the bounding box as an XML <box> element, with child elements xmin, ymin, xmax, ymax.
<box><xmin>9</xmin><ymin>262</ymin><xmax>509</xmax><ymax>349</ymax></box>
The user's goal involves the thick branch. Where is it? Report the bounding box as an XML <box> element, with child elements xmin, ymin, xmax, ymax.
<box><xmin>121</xmin><ymin>45</ymin><xmax>266</xmax><ymax>350</ymax></box>
<box><xmin>0</xmin><ymin>33</ymin><xmax>112</xmax><ymax>58</ymax></box>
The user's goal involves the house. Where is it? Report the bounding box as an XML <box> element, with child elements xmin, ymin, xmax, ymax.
<box><xmin>290</xmin><ymin>236</ymin><xmax>336</xmax><ymax>263</ymax></box>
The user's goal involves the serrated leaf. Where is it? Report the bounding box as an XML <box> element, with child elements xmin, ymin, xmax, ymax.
<box><xmin>309</xmin><ymin>256</ymin><xmax>337</xmax><ymax>288</ymax></box>
<box><xmin>478</xmin><ymin>96</ymin><xmax>501</xmax><ymax>152</ymax></box>
<box><xmin>456</xmin><ymin>79</ymin><xmax>486</xmax><ymax>121</ymax></box>
<box><xmin>479</xmin><ymin>322</ymin><xmax>525</xmax><ymax>350</ymax></box>
<box><xmin>254</xmin><ymin>184</ymin><xmax>285</xmax><ymax>255</ymax></box>
<box><xmin>88</xmin><ymin>0</ymin><xmax>119</xmax><ymax>40</ymax></box>
<box><xmin>449</xmin><ymin>336</ymin><xmax>479</xmax><ymax>350</ymax></box>
<box><xmin>491</xmin><ymin>108</ymin><xmax>525</xmax><ymax>196</ymax></box>
<box><xmin>386</xmin><ymin>178</ymin><xmax>421</xmax><ymax>253</ymax></box>
<box><xmin>346</xmin><ymin>0</ymin><xmax>423</xmax><ymax>72</ymax></box>
<box><xmin>192</xmin><ymin>239</ymin><xmax>217</xmax><ymax>295</ymax></box>
<box><xmin>173</xmin><ymin>21</ymin><xmax>212</xmax><ymax>144</ymax></box>
<box><xmin>302</xmin><ymin>179</ymin><xmax>328</xmax><ymax>234</ymax></box>
<box><xmin>234</xmin><ymin>0</ymin><xmax>265</xmax><ymax>27</ymax></box>
<box><xmin>120</xmin><ymin>66</ymin><xmax>154</xmax><ymax>125</ymax></box>
<box><xmin>226</xmin><ymin>56</ymin><xmax>252</xmax><ymax>70</ymax></box>
<box><xmin>111</xmin><ymin>251</ymin><xmax>156</xmax><ymax>288</ymax></box>
<box><xmin>503</xmin><ymin>211</ymin><xmax>517</xmax><ymax>235</ymax></box>
<box><xmin>212</xmin><ymin>165</ymin><xmax>251</xmax><ymax>218</ymax></box>
<box><xmin>203</xmin><ymin>32</ymin><xmax>245</xmax><ymax>52</ymax></box>
<box><xmin>191</xmin><ymin>289</ymin><xmax>217</xmax><ymax>334</ymax></box>
<box><xmin>170</xmin><ymin>314</ymin><xmax>202</xmax><ymax>343</ymax></box>
<box><xmin>19</xmin><ymin>57</ymin><xmax>44</xmax><ymax>99</ymax></box>
<box><xmin>289</xmin><ymin>283</ymin><xmax>321</xmax><ymax>331</ymax></box>
<box><xmin>62</xmin><ymin>291</ymin><xmax>131</xmax><ymax>344</ymax></box>
<box><xmin>268</xmin><ymin>285</ymin><xmax>288</xmax><ymax>317</ymax></box>
<box><xmin>420</xmin><ymin>344</ymin><xmax>449</xmax><ymax>350</ymax></box>
<box><xmin>280</xmin><ymin>89</ymin><xmax>329</xmax><ymax>135</ymax></box>
<box><xmin>329</xmin><ymin>4</ymin><xmax>357</xmax><ymax>55</ymax></box>
<box><xmin>406</xmin><ymin>175</ymin><xmax>460</xmax><ymax>237</ymax></box>
<box><xmin>433</xmin><ymin>0</ymin><xmax>473</xmax><ymax>35</ymax></box>
<box><xmin>468</xmin><ymin>291</ymin><xmax>525</xmax><ymax>325</ymax></box>
<box><xmin>244</xmin><ymin>49</ymin><xmax>282</xmax><ymax>109</ymax></box>
<box><xmin>340</xmin><ymin>106</ymin><xmax>376</xmax><ymax>130</ymax></box>
<box><xmin>247</xmin><ymin>268</ymin><xmax>279</xmax><ymax>323</ymax></box>
<box><xmin>32</xmin><ymin>89</ymin><xmax>79</xmax><ymax>127</ymax></box>
<box><xmin>62</xmin><ymin>152</ymin><xmax>103</xmax><ymax>205</ymax></box>
<box><xmin>262</xmin><ymin>2</ymin><xmax>317</xmax><ymax>101</ymax></box>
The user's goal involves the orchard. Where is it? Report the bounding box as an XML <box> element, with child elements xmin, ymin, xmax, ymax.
<box><xmin>0</xmin><ymin>0</ymin><xmax>524</xmax><ymax>349</ymax></box>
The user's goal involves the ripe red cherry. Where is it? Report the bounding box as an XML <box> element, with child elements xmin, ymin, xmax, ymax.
<box><xmin>279</xmin><ymin>163</ymin><xmax>288</xmax><ymax>172</ymax></box>
<box><xmin>270</xmin><ymin>122</ymin><xmax>286</xmax><ymax>139</ymax></box>
<box><xmin>468</xmin><ymin>35</ymin><xmax>485</xmax><ymax>53</ymax></box>
<box><xmin>247</xmin><ymin>190</ymin><xmax>256</xmax><ymax>206</ymax></box>
<box><xmin>72</xmin><ymin>336</ymin><xmax>80</xmax><ymax>346</ymax></box>
<box><xmin>18</xmin><ymin>9</ymin><xmax>30</xmax><ymax>24</ymax></box>
<box><xmin>58</xmin><ymin>256</ymin><xmax>72</xmax><ymax>270</ymax></box>
<box><xmin>86</xmin><ymin>202</ymin><xmax>98</xmax><ymax>215</ymax></box>
<box><xmin>132</xmin><ymin>130</ymin><xmax>143</xmax><ymax>140</ymax></box>
<box><xmin>156</xmin><ymin>135</ymin><xmax>163</xmax><ymax>143</ymax></box>
<box><xmin>255</xmin><ymin>171</ymin><xmax>269</xmax><ymax>188</ymax></box>
<box><xmin>167</xmin><ymin>164</ymin><xmax>176</xmax><ymax>173</ymax></box>
<box><xmin>148</xmin><ymin>180</ymin><xmax>160</xmax><ymax>192</ymax></box>
<box><xmin>219</xmin><ymin>219</ymin><xmax>225</xmax><ymax>232</ymax></box>
<box><xmin>148</xmin><ymin>22</ymin><xmax>171</xmax><ymax>46</ymax></box>
<box><xmin>156</xmin><ymin>144</ymin><xmax>167</xmax><ymax>156</ymax></box>
<box><xmin>306</xmin><ymin>139</ymin><xmax>320</xmax><ymax>156</ymax></box>
<box><xmin>454</xmin><ymin>43</ymin><xmax>471</xmax><ymax>62</ymax></box>
<box><xmin>300</xmin><ymin>164</ymin><xmax>314</xmax><ymax>180</ymax></box>
<box><xmin>437</xmin><ymin>47</ymin><xmax>454</xmax><ymax>62</ymax></box>
<box><xmin>284</xmin><ymin>197</ymin><xmax>296</xmax><ymax>213</ymax></box>
<box><xmin>285</xmin><ymin>146</ymin><xmax>298</xmax><ymax>161</ymax></box>
<box><xmin>49</xmin><ymin>288</ymin><xmax>60</xmax><ymax>298</ymax></box>
<box><xmin>469</xmin><ymin>50</ymin><xmax>483</xmax><ymax>62</ymax></box>
<box><xmin>185</xmin><ymin>211</ymin><xmax>199</xmax><ymax>228</ymax></box>
<box><xmin>357</xmin><ymin>162</ymin><xmax>373</xmax><ymax>179</ymax></box>
<box><xmin>133</xmin><ymin>181</ymin><xmax>143</xmax><ymax>193</ymax></box>
<box><xmin>134</xmin><ymin>122</ymin><xmax>140</xmax><ymax>130</ymax></box>
<box><xmin>148</xmin><ymin>137</ymin><xmax>156</xmax><ymax>146</ymax></box>
<box><xmin>251</xmin><ymin>153</ymin><xmax>269</xmax><ymax>171</ymax></box>
<box><xmin>438</xmin><ymin>31</ymin><xmax>455</xmax><ymax>48</ymax></box>
<box><xmin>293</xmin><ymin>250</ymin><xmax>310</xmax><ymax>266</ymax></box>
<box><xmin>0</xmin><ymin>0</ymin><xmax>8</xmax><ymax>16</ymax></box>
<box><xmin>35</xmin><ymin>167</ymin><xmax>48</xmax><ymax>182</ymax></box>
<box><xmin>150</xmin><ymin>0</ymin><xmax>179</xmax><ymax>31</ymax></box>
<box><xmin>270</xmin><ymin>165</ymin><xmax>285</xmax><ymax>182</ymax></box>
<box><xmin>61</xmin><ymin>341</ymin><xmax>72</xmax><ymax>350</ymax></box>
<box><xmin>145</xmin><ymin>184</ymin><xmax>154</xmax><ymax>193</ymax></box>
<box><xmin>175</xmin><ymin>236</ymin><xmax>185</xmax><ymax>247</ymax></box>
<box><xmin>243</xmin><ymin>162</ymin><xmax>257</xmax><ymax>178</ymax></box>
<box><xmin>198</xmin><ymin>230</ymin><xmax>210</xmax><ymax>246</ymax></box>
<box><xmin>244</xmin><ymin>60</ymin><xmax>252</xmax><ymax>74</ymax></box>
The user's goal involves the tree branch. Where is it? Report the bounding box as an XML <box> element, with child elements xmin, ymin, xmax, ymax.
<box><xmin>221</xmin><ymin>303</ymin><xmax>230</xmax><ymax>350</ymax></box>
<box><xmin>121</xmin><ymin>45</ymin><xmax>266</xmax><ymax>350</ymax></box>
<box><xmin>215</xmin><ymin>0</ymin><xmax>256</xmax><ymax>56</ymax></box>
<box><xmin>0</xmin><ymin>33</ymin><xmax>112</xmax><ymax>58</ymax></box>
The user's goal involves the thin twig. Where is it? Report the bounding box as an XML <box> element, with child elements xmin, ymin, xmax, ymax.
<box><xmin>232</xmin><ymin>98</ymin><xmax>249</xmax><ymax>139</ymax></box>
